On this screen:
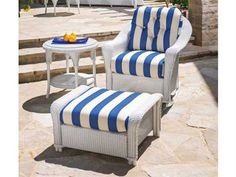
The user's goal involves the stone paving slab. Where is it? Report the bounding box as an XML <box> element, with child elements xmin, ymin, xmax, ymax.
<box><xmin>19</xmin><ymin>6</ymin><xmax>134</xmax><ymax>41</ymax></box>
<box><xmin>19</xmin><ymin>56</ymin><xmax>218</xmax><ymax>177</ymax></box>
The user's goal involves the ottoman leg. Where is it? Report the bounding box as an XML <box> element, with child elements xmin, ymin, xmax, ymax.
<box><xmin>54</xmin><ymin>145</ymin><xmax>63</xmax><ymax>152</ymax></box>
<box><xmin>127</xmin><ymin>158</ymin><xmax>137</xmax><ymax>166</ymax></box>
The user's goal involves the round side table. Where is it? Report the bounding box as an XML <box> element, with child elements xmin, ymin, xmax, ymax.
<box><xmin>43</xmin><ymin>38</ymin><xmax>98</xmax><ymax>98</ymax></box>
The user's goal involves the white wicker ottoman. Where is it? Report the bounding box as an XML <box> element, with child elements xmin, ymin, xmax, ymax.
<box><xmin>51</xmin><ymin>85</ymin><xmax>162</xmax><ymax>165</ymax></box>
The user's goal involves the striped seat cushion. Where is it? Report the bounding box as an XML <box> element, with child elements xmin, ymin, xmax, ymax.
<box><xmin>111</xmin><ymin>50</ymin><xmax>165</xmax><ymax>79</ymax></box>
<box><xmin>60</xmin><ymin>86</ymin><xmax>151</xmax><ymax>133</ymax></box>
<box><xmin>128</xmin><ymin>6</ymin><xmax>182</xmax><ymax>52</ymax></box>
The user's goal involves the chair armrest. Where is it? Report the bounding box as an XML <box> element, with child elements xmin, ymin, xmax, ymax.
<box><xmin>101</xmin><ymin>23</ymin><xmax>131</xmax><ymax>88</ymax></box>
<box><xmin>163</xmin><ymin>17</ymin><xmax>192</xmax><ymax>102</ymax></box>
<box><xmin>102</xmin><ymin>23</ymin><xmax>130</xmax><ymax>67</ymax></box>
<box><xmin>165</xmin><ymin>17</ymin><xmax>192</xmax><ymax>57</ymax></box>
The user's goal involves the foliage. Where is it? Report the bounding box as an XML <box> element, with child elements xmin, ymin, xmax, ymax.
<box><xmin>170</xmin><ymin>0</ymin><xmax>188</xmax><ymax>9</ymax></box>
<box><xmin>19</xmin><ymin>0</ymin><xmax>33</xmax><ymax>12</ymax></box>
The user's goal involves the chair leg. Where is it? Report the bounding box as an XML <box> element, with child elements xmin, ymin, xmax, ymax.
<box><xmin>67</xmin><ymin>0</ymin><xmax>71</xmax><ymax>12</ymax></box>
<box><xmin>77</xmin><ymin>0</ymin><xmax>80</xmax><ymax>14</ymax></box>
<box><xmin>44</xmin><ymin>0</ymin><xmax>48</xmax><ymax>14</ymax></box>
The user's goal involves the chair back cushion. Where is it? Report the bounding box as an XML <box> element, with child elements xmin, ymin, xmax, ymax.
<box><xmin>128</xmin><ymin>6</ymin><xmax>182</xmax><ymax>52</ymax></box>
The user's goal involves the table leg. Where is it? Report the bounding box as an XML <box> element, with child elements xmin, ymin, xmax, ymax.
<box><xmin>52</xmin><ymin>0</ymin><xmax>58</xmax><ymax>16</ymax></box>
<box><xmin>46</xmin><ymin>63</ymin><xmax>51</xmax><ymax>98</ymax></box>
<box><xmin>91</xmin><ymin>50</ymin><xmax>97</xmax><ymax>86</ymax></box>
<box><xmin>45</xmin><ymin>51</ymin><xmax>52</xmax><ymax>98</ymax></box>
<box><xmin>71</xmin><ymin>53</ymin><xmax>79</xmax><ymax>88</ymax></box>
<box><xmin>77</xmin><ymin>0</ymin><xmax>80</xmax><ymax>14</ymax></box>
<box><xmin>65</xmin><ymin>54</ymin><xmax>70</xmax><ymax>73</ymax></box>
<box><xmin>67</xmin><ymin>0</ymin><xmax>70</xmax><ymax>12</ymax></box>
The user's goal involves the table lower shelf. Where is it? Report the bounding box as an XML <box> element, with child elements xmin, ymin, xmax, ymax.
<box><xmin>50</xmin><ymin>73</ymin><xmax>95</xmax><ymax>89</ymax></box>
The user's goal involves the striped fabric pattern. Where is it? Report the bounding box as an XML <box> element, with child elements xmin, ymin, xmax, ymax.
<box><xmin>60</xmin><ymin>86</ymin><xmax>151</xmax><ymax>133</ymax></box>
<box><xmin>111</xmin><ymin>50</ymin><xmax>165</xmax><ymax>79</ymax></box>
<box><xmin>128</xmin><ymin>6</ymin><xmax>182</xmax><ymax>52</ymax></box>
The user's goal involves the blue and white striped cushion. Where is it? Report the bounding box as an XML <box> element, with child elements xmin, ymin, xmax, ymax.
<box><xmin>111</xmin><ymin>50</ymin><xmax>165</xmax><ymax>79</ymax></box>
<box><xmin>128</xmin><ymin>6</ymin><xmax>182</xmax><ymax>52</ymax></box>
<box><xmin>60</xmin><ymin>86</ymin><xmax>151</xmax><ymax>133</ymax></box>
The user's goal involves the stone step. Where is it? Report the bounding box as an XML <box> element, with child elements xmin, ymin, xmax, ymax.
<box><xmin>19</xmin><ymin>37</ymin><xmax>195</xmax><ymax>65</ymax></box>
<box><xmin>19</xmin><ymin>56</ymin><xmax>105</xmax><ymax>83</ymax></box>
<box><xmin>143</xmin><ymin>0</ymin><xmax>167</xmax><ymax>6</ymax></box>
<box><xmin>19</xmin><ymin>43</ymin><xmax>217</xmax><ymax>83</ymax></box>
<box><xmin>19</xmin><ymin>46</ymin><xmax>102</xmax><ymax>65</ymax></box>
<box><xmin>19</xmin><ymin>31</ymin><xmax>119</xmax><ymax>49</ymax></box>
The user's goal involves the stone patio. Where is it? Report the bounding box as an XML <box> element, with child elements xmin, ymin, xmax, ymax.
<box><xmin>19</xmin><ymin>56</ymin><xmax>218</xmax><ymax>177</ymax></box>
<box><xmin>19</xmin><ymin>6</ymin><xmax>134</xmax><ymax>41</ymax></box>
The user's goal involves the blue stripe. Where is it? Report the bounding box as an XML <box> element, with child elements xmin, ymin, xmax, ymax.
<box><xmin>177</xmin><ymin>18</ymin><xmax>183</xmax><ymax>38</ymax></box>
<box><xmin>128</xmin><ymin>8</ymin><xmax>138</xmax><ymax>50</ymax></box>
<box><xmin>158</xmin><ymin>58</ymin><xmax>165</xmax><ymax>78</ymax></box>
<box><xmin>89</xmin><ymin>91</ymin><xmax>123</xmax><ymax>130</ymax></box>
<box><xmin>179</xmin><ymin>19</ymin><xmax>183</xmax><ymax>28</ymax></box>
<box><xmin>152</xmin><ymin>7</ymin><xmax>163</xmax><ymax>51</ymax></box>
<box><xmin>71</xmin><ymin>88</ymin><xmax>108</xmax><ymax>126</ymax></box>
<box><xmin>115</xmin><ymin>51</ymin><xmax>130</xmax><ymax>74</ymax></box>
<box><xmin>129</xmin><ymin>51</ymin><xmax>145</xmax><ymax>75</ymax></box>
<box><xmin>108</xmin><ymin>92</ymin><xmax>141</xmax><ymax>132</ymax></box>
<box><xmin>163</xmin><ymin>7</ymin><xmax>175</xmax><ymax>51</ymax></box>
<box><xmin>60</xmin><ymin>87</ymin><xmax>92</xmax><ymax>124</ymax></box>
<box><xmin>143</xmin><ymin>52</ymin><xmax>159</xmax><ymax>77</ymax></box>
<box><xmin>125</xmin><ymin>117</ymin><xmax>129</xmax><ymax>130</ymax></box>
<box><xmin>140</xmin><ymin>7</ymin><xmax>152</xmax><ymax>50</ymax></box>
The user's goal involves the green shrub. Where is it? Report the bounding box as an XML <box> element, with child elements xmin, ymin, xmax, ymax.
<box><xmin>19</xmin><ymin>0</ymin><xmax>33</xmax><ymax>12</ymax></box>
<box><xmin>170</xmin><ymin>0</ymin><xmax>188</xmax><ymax>9</ymax></box>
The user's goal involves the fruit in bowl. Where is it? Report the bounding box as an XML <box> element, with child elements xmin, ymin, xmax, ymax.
<box><xmin>63</xmin><ymin>32</ymin><xmax>77</xmax><ymax>43</ymax></box>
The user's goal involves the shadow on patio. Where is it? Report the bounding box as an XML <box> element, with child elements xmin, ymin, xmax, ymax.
<box><xmin>22</xmin><ymin>90</ymin><xmax>69</xmax><ymax>113</ymax></box>
<box><xmin>34</xmin><ymin>136</ymin><xmax>157</xmax><ymax>176</ymax></box>
<box><xmin>34</xmin><ymin>12</ymin><xmax>75</xmax><ymax>17</ymax></box>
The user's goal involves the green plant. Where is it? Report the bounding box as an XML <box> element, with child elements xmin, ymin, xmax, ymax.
<box><xmin>19</xmin><ymin>0</ymin><xmax>33</xmax><ymax>15</ymax></box>
<box><xmin>170</xmin><ymin>0</ymin><xmax>188</xmax><ymax>9</ymax></box>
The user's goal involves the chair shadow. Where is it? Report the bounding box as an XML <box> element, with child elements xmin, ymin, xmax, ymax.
<box><xmin>34</xmin><ymin>12</ymin><xmax>75</xmax><ymax>17</ymax></box>
<box><xmin>34</xmin><ymin>136</ymin><xmax>157</xmax><ymax>176</ymax></box>
<box><xmin>22</xmin><ymin>90</ymin><xmax>69</xmax><ymax>113</ymax></box>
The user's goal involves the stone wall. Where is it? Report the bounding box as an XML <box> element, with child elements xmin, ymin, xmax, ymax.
<box><xmin>189</xmin><ymin>0</ymin><xmax>218</xmax><ymax>46</ymax></box>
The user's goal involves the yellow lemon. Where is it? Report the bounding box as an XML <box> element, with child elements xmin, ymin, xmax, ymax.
<box><xmin>71</xmin><ymin>32</ymin><xmax>77</xmax><ymax>37</ymax></box>
<box><xmin>69</xmin><ymin>35</ymin><xmax>77</xmax><ymax>43</ymax></box>
<box><xmin>63</xmin><ymin>33</ymin><xmax>70</xmax><ymax>42</ymax></box>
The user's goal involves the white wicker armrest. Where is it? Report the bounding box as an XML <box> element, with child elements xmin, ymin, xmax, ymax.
<box><xmin>127</xmin><ymin>93</ymin><xmax>163</xmax><ymax>159</ymax></box>
<box><xmin>102</xmin><ymin>23</ymin><xmax>131</xmax><ymax>88</ymax></box>
<box><xmin>102</xmin><ymin>23</ymin><xmax>131</xmax><ymax>60</ymax></box>
<box><xmin>164</xmin><ymin>17</ymin><xmax>192</xmax><ymax>102</ymax></box>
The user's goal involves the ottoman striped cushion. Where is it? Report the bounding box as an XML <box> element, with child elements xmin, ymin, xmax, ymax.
<box><xmin>128</xmin><ymin>6</ymin><xmax>182</xmax><ymax>52</ymax></box>
<box><xmin>111</xmin><ymin>50</ymin><xmax>165</xmax><ymax>79</ymax></box>
<box><xmin>60</xmin><ymin>86</ymin><xmax>151</xmax><ymax>133</ymax></box>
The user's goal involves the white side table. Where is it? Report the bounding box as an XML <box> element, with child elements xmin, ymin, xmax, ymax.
<box><xmin>42</xmin><ymin>38</ymin><xmax>98</xmax><ymax>98</ymax></box>
<box><xmin>44</xmin><ymin>0</ymin><xmax>80</xmax><ymax>16</ymax></box>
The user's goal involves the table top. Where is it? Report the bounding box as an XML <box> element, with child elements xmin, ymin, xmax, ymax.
<box><xmin>43</xmin><ymin>38</ymin><xmax>98</xmax><ymax>53</ymax></box>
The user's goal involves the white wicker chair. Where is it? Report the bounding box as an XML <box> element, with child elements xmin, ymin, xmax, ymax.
<box><xmin>102</xmin><ymin>6</ymin><xmax>192</xmax><ymax>105</ymax></box>
<box><xmin>44</xmin><ymin>0</ymin><xmax>80</xmax><ymax>16</ymax></box>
